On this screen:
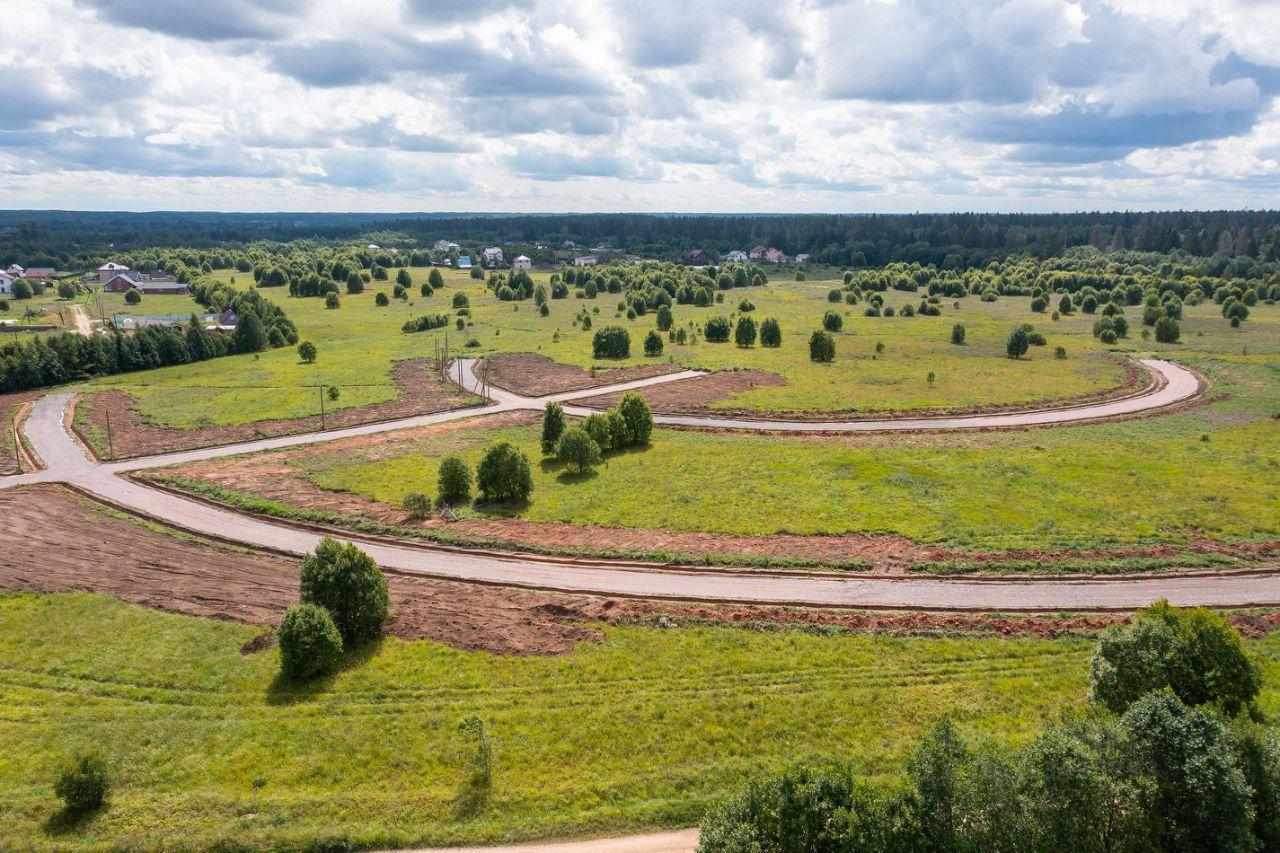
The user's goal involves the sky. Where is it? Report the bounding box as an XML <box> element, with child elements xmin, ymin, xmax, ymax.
<box><xmin>1</xmin><ymin>0</ymin><xmax>1279</xmax><ymax>213</ymax></box>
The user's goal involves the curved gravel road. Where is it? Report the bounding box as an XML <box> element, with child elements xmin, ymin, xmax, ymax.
<box><xmin>6</xmin><ymin>357</ymin><xmax>1271</xmax><ymax>610</ymax></box>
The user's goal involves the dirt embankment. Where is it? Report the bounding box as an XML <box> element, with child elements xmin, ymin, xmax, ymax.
<box><xmin>0</xmin><ymin>391</ymin><xmax>40</xmax><ymax>475</ymax></box>
<box><xmin>483</xmin><ymin>352</ymin><xmax>684</xmax><ymax>397</ymax></box>
<box><xmin>74</xmin><ymin>358</ymin><xmax>481</xmax><ymax>460</ymax></box>
<box><xmin>11</xmin><ymin>485</ymin><xmax>1274</xmax><ymax>652</ymax></box>
<box><xmin>576</xmin><ymin>369</ymin><xmax>787</xmax><ymax>413</ymax></box>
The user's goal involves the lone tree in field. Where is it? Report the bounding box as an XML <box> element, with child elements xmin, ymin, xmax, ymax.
<box><xmin>1155</xmin><ymin>315</ymin><xmax>1181</xmax><ymax>343</ymax></box>
<box><xmin>618</xmin><ymin>393</ymin><xmax>653</xmax><ymax>447</ymax></box>
<box><xmin>55</xmin><ymin>753</ymin><xmax>109</xmax><ymax>814</ymax></box>
<box><xmin>437</xmin><ymin>454</ymin><xmax>473</xmax><ymax>504</ymax></box>
<box><xmin>557</xmin><ymin>427</ymin><xmax>602</xmax><ymax>474</ymax></box>
<box><xmin>1006</xmin><ymin>325</ymin><xmax>1031</xmax><ymax>359</ymax></box>
<box><xmin>809</xmin><ymin>330</ymin><xmax>835</xmax><ymax>362</ymax></box>
<box><xmin>759</xmin><ymin>317</ymin><xmax>781</xmax><ymax>347</ymax></box>
<box><xmin>1058</xmin><ymin>294</ymin><xmax>1073</xmax><ymax>315</ymax></box>
<box><xmin>298</xmin><ymin>341</ymin><xmax>317</xmax><ymax>363</ymax></box>
<box><xmin>541</xmin><ymin>401</ymin><xmax>566</xmax><ymax>454</ymax></box>
<box><xmin>477</xmin><ymin>441</ymin><xmax>534</xmax><ymax>502</ymax></box>
<box><xmin>277</xmin><ymin>602</ymin><xmax>343</xmax><ymax>680</ymax></box>
<box><xmin>123</xmin><ymin>287</ymin><xmax>140</xmax><ymax>305</ymax></box>
<box><xmin>656</xmin><ymin>304</ymin><xmax>673</xmax><ymax>331</ymax></box>
<box><xmin>428</xmin><ymin>268</ymin><xmax>444</xmax><ymax>289</ymax></box>
<box><xmin>592</xmin><ymin>325</ymin><xmax>631</xmax><ymax>358</ymax></box>
<box><xmin>345</xmin><ymin>271</ymin><xmax>364</xmax><ymax>294</ymax></box>
<box><xmin>950</xmin><ymin>324</ymin><xmax>966</xmax><ymax>345</ymax></box>
<box><xmin>735</xmin><ymin>315</ymin><xmax>757</xmax><ymax>347</ymax></box>
<box><xmin>822</xmin><ymin>310</ymin><xmax>843</xmax><ymax>332</ymax></box>
<box><xmin>300</xmin><ymin>537</ymin><xmax>389</xmax><ymax>646</ymax></box>
<box><xmin>395</xmin><ymin>268</ymin><xmax>412</xmax><ymax>287</ymax></box>
<box><xmin>703</xmin><ymin>315</ymin><xmax>731</xmax><ymax>342</ymax></box>
<box><xmin>644</xmin><ymin>330</ymin><xmax>664</xmax><ymax>356</ymax></box>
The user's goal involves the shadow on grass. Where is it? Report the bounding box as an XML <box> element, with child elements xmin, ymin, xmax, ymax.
<box><xmin>43</xmin><ymin>805</ymin><xmax>102</xmax><ymax>837</ymax></box>
<box><xmin>554</xmin><ymin>467</ymin><xmax>600</xmax><ymax>484</ymax></box>
<box><xmin>470</xmin><ymin>497</ymin><xmax>530</xmax><ymax>520</ymax></box>
<box><xmin>265</xmin><ymin>637</ymin><xmax>383</xmax><ymax>706</ymax></box>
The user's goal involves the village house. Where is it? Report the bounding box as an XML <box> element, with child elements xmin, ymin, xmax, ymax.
<box><xmin>434</xmin><ymin>239</ymin><xmax>460</xmax><ymax>252</ymax></box>
<box><xmin>5</xmin><ymin>264</ymin><xmax>24</xmax><ymax>278</ymax></box>
<box><xmin>103</xmin><ymin>272</ymin><xmax>140</xmax><ymax>292</ymax></box>
<box><xmin>723</xmin><ymin>250</ymin><xmax>749</xmax><ymax>263</ymax></box>
<box><xmin>97</xmin><ymin>262</ymin><xmax>130</xmax><ymax>281</ymax></box>
<box><xmin>765</xmin><ymin>248</ymin><xmax>788</xmax><ymax>263</ymax></box>
<box><xmin>795</xmin><ymin>253</ymin><xmax>810</xmax><ymax>264</ymax></box>
<box><xmin>573</xmin><ymin>255</ymin><xmax>598</xmax><ymax>267</ymax></box>
<box><xmin>513</xmin><ymin>255</ymin><xmax>532</xmax><ymax>270</ymax></box>
<box><xmin>483</xmin><ymin>246</ymin><xmax>504</xmax><ymax>267</ymax></box>
<box><xmin>0</xmin><ymin>272</ymin><xmax>13</xmax><ymax>295</ymax></box>
<box><xmin>456</xmin><ymin>256</ymin><xmax>472</xmax><ymax>269</ymax></box>
<box><xmin>683</xmin><ymin>249</ymin><xmax>712</xmax><ymax>266</ymax></box>
<box><xmin>24</xmin><ymin>267</ymin><xmax>56</xmax><ymax>279</ymax></box>
<box><xmin>749</xmin><ymin>245</ymin><xmax>768</xmax><ymax>260</ymax></box>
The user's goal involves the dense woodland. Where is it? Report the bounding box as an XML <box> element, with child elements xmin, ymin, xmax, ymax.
<box><xmin>3</xmin><ymin>211</ymin><xmax>1280</xmax><ymax>272</ymax></box>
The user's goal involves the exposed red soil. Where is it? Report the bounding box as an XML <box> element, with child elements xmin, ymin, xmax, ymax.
<box><xmin>0</xmin><ymin>391</ymin><xmax>40</xmax><ymax>475</ymax></box>
<box><xmin>576</xmin><ymin>369</ymin><xmax>787</xmax><ymax>413</ymax></box>
<box><xmin>925</xmin><ymin>538</ymin><xmax>1280</xmax><ymax>566</ymax></box>
<box><xmin>483</xmin><ymin>352</ymin><xmax>684</xmax><ymax>396</ymax></box>
<box><xmin>10</xmin><ymin>485</ymin><xmax>1276</xmax><ymax>651</ymax></box>
<box><xmin>0</xmin><ymin>483</ymin><xmax>605</xmax><ymax>655</ymax></box>
<box><xmin>73</xmin><ymin>358</ymin><xmax>482</xmax><ymax>460</ymax></box>
<box><xmin>577</xmin><ymin>356</ymin><xmax>1145</xmax><ymax>421</ymax></box>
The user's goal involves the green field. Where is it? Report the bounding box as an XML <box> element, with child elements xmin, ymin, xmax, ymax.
<box><xmin>10</xmin><ymin>591</ymin><xmax>1279</xmax><ymax>849</ymax></box>
<box><xmin>74</xmin><ymin>267</ymin><xmax>1161</xmax><ymax>428</ymax></box>
<box><xmin>165</xmin><ymin>350</ymin><xmax>1274</xmax><ymax>553</ymax></box>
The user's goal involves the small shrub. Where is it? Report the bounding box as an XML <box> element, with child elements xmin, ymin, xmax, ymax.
<box><xmin>827</xmin><ymin>288</ymin><xmax>842</xmax><ymax>303</ymax></box>
<box><xmin>375</xmin><ymin>291</ymin><xmax>389</xmax><ymax>306</ymax></box>
<box><xmin>325</xmin><ymin>292</ymin><xmax>340</xmax><ymax>309</ymax></box>
<box><xmin>277</xmin><ymin>602</ymin><xmax>343</xmax><ymax>680</ymax></box>
<box><xmin>124</xmin><ymin>288</ymin><xmax>141</xmax><ymax>305</ymax></box>
<box><xmin>403</xmin><ymin>491</ymin><xmax>434</xmax><ymax>519</ymax></box>
<box><xmin>437</xmin><ymin>454</ymin><xmax>473</xmax><ymax>504</ymax></box>
<box><xmin>704</xmin><ymin>315</ymin><xmax>732</xmax><ymax>342</ymax></box>
<box><xmin>298</xmin><ymin>341</ymin><xmax>317</xmax><ymax>363</ymax></box>
<box><xmin>950</xmin><ymin>324</ymin><xmax>965</xmax><ymax>345</ymax></box>
<box><xmin>583</xmin><ymin>412</ymin><xmax>613</xmax><ymax>451</ymax></box>
<box><xmin>54</xmin><ymin>754</ymin><xmax>109</xmax><ymax>813</ymax></box>
<box><xmin>644</xmin><ymin>330</ymin><xmax>664</xmax><ymax>356</ymax></box>
<box><xmin>300</xmin><ymin>537</ymin><xmax>389</xmax><ymax>646</ymax></box>
<box><xmin>1054</xmin><ymin>346</ymin><xmax>1067</xmax><ymax>359</ymax></box>
<box><xmin>477</xmin><ymin>441</ymin><xmax>534</xmax><ymax>502</ymax></box>
<box><xmin>540</xmin><ymin>402</ymin><xmax>566</xmax><ymax>455</ymax></box>
<box><xmin>592</xmin><ymin>325</ymin><xmax>631</xmax><ymax>358</ymax></box>
<box><xmin>822</xmin><ymin>310</ymin><xmax>843</xmax><ymax>332</ymax></box>
<box><xmin>1006</xmin><ymin>326</ymin><xmax>1030</xmax><ymax>358</ymax></box>
<box><xmin>809</xmin><ymin>330</ymin><xmax>835</xmax><ymax>362</ymax></box>
<box><xmin>656</xmin><ymin>304</ymin><xmax>673</xmax><ymax>331</ymax></box>
<box><xmin>452</xmin><ymin>292</ymin><xmax>469</xmax><ymax>310</ymax></box>
<box><xmin>734</xmin><ymin>315</ymin><xmax>757</xmax><ymax>347</ymax></box>
<box><xmin>618</xmin><ymin>393</ymin><xmax>653</xmax><ymax>447</ymax></box>
<box><xmin>759</xmin><ymin>317</ymin><xmax>781</xmax><ymax>347</ymax></box>
<box><xmin>1155</xmin><ymin>315</ymin><xmax>1180</xmax><ymax>343</ymax></box>
<box><xmin>557</xmin><ymin>427</ymin><xmax>602</xmax><ymax>473</ymax></box>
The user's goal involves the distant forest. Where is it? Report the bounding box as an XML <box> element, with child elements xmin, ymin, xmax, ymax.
<box><xmin>3</xmin><ymin>210</ymin><xmax>1279</xmax><ymax>271</ymax></box>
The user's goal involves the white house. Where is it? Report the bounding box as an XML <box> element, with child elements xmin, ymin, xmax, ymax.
<box><xmin>483</xmin><ymin>247</ymin><xmax>504</xmax><ymax>267</ymax></box>
<box><xmin>513</xmin><ymin>255</ymin><xmax>532</xmax><ymax>270</ymax></box>
<box><xmin>0</xmin><ymin>273</ymin><xmax>12</xmax><ymax>295</ymax></box>
<box><xmin>434</xmin><ymin>240</ymin><xmax>460</xmax><ymax>252</ymax></box>
<box><xmin>573</xmin><ymin>255</ymin><xmax>598</xmax><ymax>267</ymax></box>
<box><xmin>723</xmin><ymin>250</ymin><xmax>749</xmax><ymax>263</ymax></box>
<box><xmin>4</xmin><ymin>264</ymin><xmax>23</xmax><ymax>278</ymax></box>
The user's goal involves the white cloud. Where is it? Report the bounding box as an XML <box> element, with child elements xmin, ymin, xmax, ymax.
<box><xmin>0</xmin><ymin>0</ymin><xmax>1278</xmax><ymax>210</ymax></box>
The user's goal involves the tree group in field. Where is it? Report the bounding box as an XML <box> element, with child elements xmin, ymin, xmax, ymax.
<box><xmin>700</xmin><ymin>601</ymin><xmax>1275</xmax><ymax>853</ymax></box>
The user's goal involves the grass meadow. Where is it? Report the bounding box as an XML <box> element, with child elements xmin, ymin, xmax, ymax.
<box><xmin>73</xmin><ymin>266</ymin><xmax>1166</xmax><ymax>427</ymax></box>
<box><xmin>11</xmin><ymin>591</ymin><xmax>1280</xmax><ymax>849</ymax></box>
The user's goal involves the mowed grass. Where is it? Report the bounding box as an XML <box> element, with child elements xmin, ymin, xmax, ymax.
<box><xmin>9</xmin><ymin>590</ymin><xmax>1264</xmax><ymax>849</ymax></box>
<box><xmin>77</xmin><ymin>267</ymin><xmax>1141</xmax><ymax>428</ymax></box>
<box><xmin>297</xmin><ymin>354</ymin><xmax>1279</xmax><ymax>550</ymax></box>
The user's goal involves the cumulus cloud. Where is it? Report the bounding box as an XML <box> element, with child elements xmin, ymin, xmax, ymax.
<box><xmin>2</xmin><ymin>0</ymin><xmax>1280</xmax><ymax>210</ymax></box>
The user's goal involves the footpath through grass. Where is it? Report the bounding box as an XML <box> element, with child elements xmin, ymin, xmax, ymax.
<box><xmin>0</xmin><ymin>590</ymin><xmax>1149</xmax><ymax>849</ymax></box>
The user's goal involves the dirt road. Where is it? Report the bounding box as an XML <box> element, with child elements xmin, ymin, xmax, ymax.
<box><xmin>6</xmin><ymin>362</ymin><xmax>1276</xmax><ymax>610</ymax></box>
<box><xmin>400</xmin><ymin>829</ymin><xmax>698</xmax><ymax>853</ymax></box>
<box><xmin>69</xmin><ymin>304</ymin><xmax>92</xmax><ymax>335</ymax></box>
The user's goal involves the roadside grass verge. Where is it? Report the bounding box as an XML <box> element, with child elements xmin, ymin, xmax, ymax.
<box><xmin>13</xmin><ymin>591</ymin><xmax>1279</xmax><ymax>848</ymax></box>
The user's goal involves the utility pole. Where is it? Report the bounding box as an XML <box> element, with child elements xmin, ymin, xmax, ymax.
<box><xmin>318</xmin><ymin>384</ymin><xmax>326</xmax><ymax>431</ymax></box>
<box><xmin>104</xmin><ymin>410</ymin><xmax>114</xmax><ymax>460</ymax></box>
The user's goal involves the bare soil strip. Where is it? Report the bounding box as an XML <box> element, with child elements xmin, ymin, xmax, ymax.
<box><xmin>73</xmin><ymin>358</ymin><xmax>481</xmax><ymax>460</ymax></box>
<box><xmin>483</xmin><ymin>352</ymin><xmax>684</xmax><ymax>397</ymax></box>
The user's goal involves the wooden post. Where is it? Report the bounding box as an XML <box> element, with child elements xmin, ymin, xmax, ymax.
<box><xmin>318</xmin><ymin>385</ymin><xmax>326</xmax><ymax>431</ymax></box>
<box><xmin>104</xmin><ymin>409</ymin><xmax>114</xmax><ymax>460</ymax></box>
